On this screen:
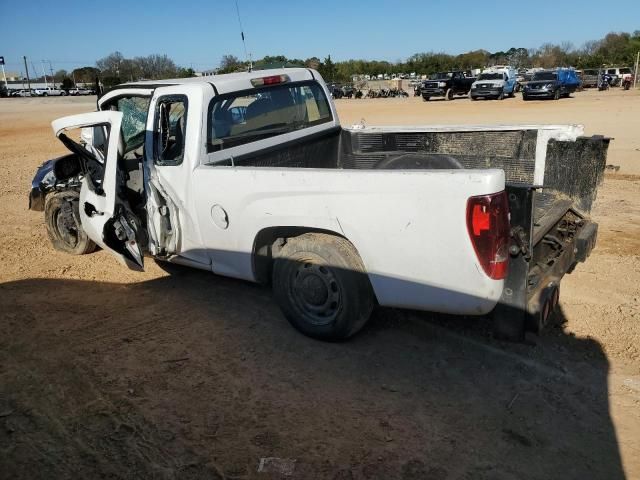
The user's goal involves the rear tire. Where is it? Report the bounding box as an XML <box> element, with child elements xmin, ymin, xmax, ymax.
<box><xmin>272</xmin><ymin>233</ymin><xmax>375</xmax><ymax>341</ymax></box>
<box><xmin>44</xmin><ymin>191</ymin><xmax>97</xmax><ymax>255</ymax></box>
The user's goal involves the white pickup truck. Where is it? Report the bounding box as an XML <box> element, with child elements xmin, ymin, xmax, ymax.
<box><xmin>33</xmin><ymin>86</ymin><xmax>66</xmax><ymax>96</ymax></box>
<box><xmin>29</xmin><ymin>68</ymin><xmax>609</xmax><ymax>340</ymax></box>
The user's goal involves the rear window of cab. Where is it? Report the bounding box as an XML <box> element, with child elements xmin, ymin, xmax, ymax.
<box><xmin>207</xmin><ymin>81</ymin><xmax>332</xmax><ymax>153</ymax></box>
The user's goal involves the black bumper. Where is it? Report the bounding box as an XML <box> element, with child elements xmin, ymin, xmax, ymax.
<box><xmin>422</xmin><ymin>88</ymin><xmax>445</xmax><ymax>98</ymax></box>
<box><xmin>523</xmin><ymin>89</ymin><xmax>555</xmax><ymax>98</ymax></box>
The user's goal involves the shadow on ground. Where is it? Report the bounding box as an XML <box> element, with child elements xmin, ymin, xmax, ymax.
<box><xmin>0</xmin><ymin>266</ymin><xmax>625</xmax><ymax>479</ymax></box>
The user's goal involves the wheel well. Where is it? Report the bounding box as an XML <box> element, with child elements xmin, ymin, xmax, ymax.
<box><xmin>252</xmin><ymin>227</ymin><xmax>347</xmax><ymax>285</ymax></box>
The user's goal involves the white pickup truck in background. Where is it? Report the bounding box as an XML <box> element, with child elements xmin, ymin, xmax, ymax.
<box><xmin>33</xmin><ymin>86</ymin><xmax>66</xmax><ymax>96</ymax></box>
<box><xmin>29</xmin><ymin>68</ymin><xmax>609</xmax><ymax>341</ymax></box>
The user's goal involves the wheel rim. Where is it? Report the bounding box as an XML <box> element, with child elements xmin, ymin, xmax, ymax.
<box><xmin>54</xmin><ymin>201</ymin><xmax>80</xmax><ymax>248</ymax></box>
<box><xmin>290</xmin><ymin>260</ymin><xmax>341</xmax><ymax>326</ymax></box>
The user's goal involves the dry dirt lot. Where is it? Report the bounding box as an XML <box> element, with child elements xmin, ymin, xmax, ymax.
<box><xmin>1</xmin><ymin>90</ymin><xmax>639</xmax><ymax>480</ymax></box>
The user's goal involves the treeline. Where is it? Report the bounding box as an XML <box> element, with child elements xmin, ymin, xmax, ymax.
<box><xmin>67</xmin><ymin>30</ymin><xmax>639</xmax><ymax>88</ymax></box>
<box><xmin>221</xmin><ymin>30</ymin><xmax>640</xmax><ymax>82</ymax></box>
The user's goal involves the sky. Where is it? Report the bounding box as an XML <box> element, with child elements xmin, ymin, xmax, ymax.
<box><xmin>1</xmin><ymin>0</ymin><xmax>639</xmax><ymax>74</ymax></box>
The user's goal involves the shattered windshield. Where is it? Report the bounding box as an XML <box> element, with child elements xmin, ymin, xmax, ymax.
<box><xmin>114</xmin><ymin>97</ymin><xmax>151</xmax><ymax>153</ymax></box>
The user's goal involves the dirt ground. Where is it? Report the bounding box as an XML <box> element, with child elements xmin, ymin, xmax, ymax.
<box><xmin>1</xmin><ymin>90</ymin><xmax>639</xmax><ymax>479</ymax></box>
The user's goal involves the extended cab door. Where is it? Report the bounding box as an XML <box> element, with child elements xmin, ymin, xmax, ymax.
<box><xmin>52</xmin><ymin>111</ymin><xmax>145</xmax><ymax>270</ymax></box>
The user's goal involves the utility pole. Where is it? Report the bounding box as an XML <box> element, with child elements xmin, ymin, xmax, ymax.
<box><xmin>41</xmin><ymin>60</ymin><xmax>48</xmax><ymax>88</ymax></box>
<box><xmin>48</xmin><ymin>60</ymin><xmax>54</xmax><ymax>86</ymax></box>
<box><xmin>23</xmin><ymin>56</ymin><xmax>31</xmax><ymax>91</ymax></box>
<box><xmin>635</xmin><ymin>51</ymin><xmax>639</xmax><ymax>89</ymax></box>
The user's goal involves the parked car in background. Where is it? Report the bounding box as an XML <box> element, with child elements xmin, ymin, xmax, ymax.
<box><xmin>604</xmin><ymin>67</ymin><xmax>633</xmax><ymax>86</ymax></box>
<box><xmin>581</xmin><ymin>69</ymin><xmax>599</xmax><ymax>88</ymax></box>
<box><xmin>522</xmin><ymin>69</ymin><xmax>580</xmax><ymax>100</ymax></box>
<box><xmin>68</xmin><ymin>88</ymin><xmax>93</xmax><ymax>96</ymax></box>
<box><xmin>33</xmin><ymin>86</ymin><xmax>66</xmax><ymax>96</ymax></box>
<box><xmin>11</xmin><ymin>89</ymin><xmax>33</xmax><ymax>97</ymax></box>
<box><xmin>421</xmin><ymin>71</ymin><xmax>476</xmax><ymax>101</ymax></box>
<box><xmin>470</xmin><ymin>67</ymin><xmax>517</xmax><ymax>100</ymax></box>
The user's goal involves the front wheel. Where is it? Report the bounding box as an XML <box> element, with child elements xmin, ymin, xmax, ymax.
<box><xmin>554</xmin><ymin>89</ymin><xmax>560</xmax><ymax>100</ymax></box>
<box><xmin>44</xmin><ymin>191</ymin><xmax>97</xmax><ymax>255</ymax></box>
<box><xmin>272</xmin><ymin>233</ymin><xmax>375</xmax><ymax>341</ymax></box>
<box><xmin>497</xmin><ymin>91</ymin><xmax>505</xmax><ymax>100</ymax></box>
<box><xmin>445</xmin><ymin>88</ymin><xmax>454</xmax><ymax>101</ymax></box>
<box><xmin>422</xmin><ymin>96</ymin><xmax>430</xmax><ymax>102</ymax></box>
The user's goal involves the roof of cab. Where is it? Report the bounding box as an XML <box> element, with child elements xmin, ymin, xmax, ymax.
<box><xmin>113</xmin><ymin>67</ymin><xmax>318</xmax><ymax>95</ymax></box>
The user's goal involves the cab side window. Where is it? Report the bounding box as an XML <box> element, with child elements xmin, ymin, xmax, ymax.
<box><xmin>155</xmin><ymin>96</ymin><xmax>188</xmax><ymax>166</ymax></box>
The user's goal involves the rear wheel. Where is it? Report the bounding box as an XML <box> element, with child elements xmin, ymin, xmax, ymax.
<box><xmin>272</xmin><ymin>233</ymin><xmax>375</xmax><ymax>341</ymax></box>
<box><xmin>44</xmin><ymin>191</ymin><xmax>97</xmax><ymax>255</ymax></box>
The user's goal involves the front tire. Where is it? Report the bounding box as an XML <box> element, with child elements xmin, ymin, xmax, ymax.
<box><xmin>445</xmin><ymin>88</ymin><xmax>454</xmax><ymax>101</ymax></box>
<box><xmin>44</xmin><ymin>191</ymin><xmax>97</xmax><ymax>255</ymax></box>
<box><xmin>554</xmin><ymin>89</ymin><xmax>560</xmax><ymax>100</ymax></box>
<box><xmin>272</xmin><ymin>233</ymin><xmax>375</xmax><ymax>341</ymax></box>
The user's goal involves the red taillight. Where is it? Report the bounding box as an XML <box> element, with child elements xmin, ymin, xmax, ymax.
<box><xmin>466</xmin><ymin>191</ymin><xmax>510</xmax><ymax>280</ymax></box>
<box><xmin>250</xmin><ymin>74</ymin><xmax>290</xmax><ymax>87</ymax></box>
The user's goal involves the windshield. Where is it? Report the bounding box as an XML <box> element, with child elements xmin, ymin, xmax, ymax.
<box><xmin>533</xmin><ymin>72</ymin><xmax>557</xmax><ymax>81</ymax></box>
<box><xmin>478</xmin><ymin>73</ymin><xmax>503</xmax><ymax>80</ymax></box>
<box><xmin>429</xmin><ymin>72</ymin><xmax>452</xmax><ymax>80</ymax></box>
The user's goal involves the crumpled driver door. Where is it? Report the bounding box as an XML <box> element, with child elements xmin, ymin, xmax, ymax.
<box><xmin>52</xmin><ymin>111</ymin><xmax>145</xmax><ymax>271</ymax></box>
